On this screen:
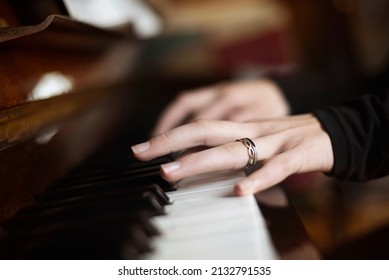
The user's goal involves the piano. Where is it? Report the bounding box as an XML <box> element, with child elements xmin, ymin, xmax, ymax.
<box><xmin>0</xmin><ymin>14</ymin><xmax>319</xmax><ymax>260</ymax></box>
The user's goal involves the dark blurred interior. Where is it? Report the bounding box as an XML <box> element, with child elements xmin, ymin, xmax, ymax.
<box><xmin>0</xmin><ymin>0</ymin><xmax>389</xmax><ymax>259</ymax></box>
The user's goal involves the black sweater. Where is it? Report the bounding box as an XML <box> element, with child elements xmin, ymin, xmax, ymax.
<box><xmin>314</xmin><ymin>92</ymin><xmax>389</xmax><ymax>181</ymax></box>
<box><xmin>271</xmin><ymin>62</ymin><xmax>389</xmax><ymax>181</ymax></box>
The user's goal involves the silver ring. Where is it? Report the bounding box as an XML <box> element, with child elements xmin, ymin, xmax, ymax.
<box><xmin>235</xmin><ymin>138</ymin><xmax>258</xmax><ymax>168</ymax></box>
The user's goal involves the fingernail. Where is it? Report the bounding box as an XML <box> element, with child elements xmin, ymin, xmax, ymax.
<box><xmin>131</xmin><ymin>141</ymin><xmax>150</xmax><ymax>154</ymax></box>
<box><xmin>161</xmin><ymin>161</ymin><xmax>181</xmax><ymax>173</ymax></box>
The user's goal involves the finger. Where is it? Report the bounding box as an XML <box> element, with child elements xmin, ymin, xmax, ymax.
<box><xmin>160</xmin><ymin>142</ymin><xmax>247</xmax><ymax>181</ymax></box>
<box><xmin>133</xmin><ymin>116</ymin><xmax>315</xmax><ymax>161</ymax></box>
<box><xmin>133</xmin><ymin>120</ymin><xmax>259</xmax><ymax>161</ymax></box>
<box><xmin>228</xmin><ymin>106</ymin><xmax>262</xmax><ymax>122</ymax></box>
<box><xmin>193</xmin><ymin>93</ymin><xmax>238</xmax><ymax>121</ymax></box>
<box><xmin>152</xmin><ymin>88</ymin><xmax>217</xmax><ymax>135</ymax></box>
<box><xmin>235</xmin><ymin>150</ymin><xmax>300</xmax><ymax>195</ymax></box>
<box><xmin>159</xmin><ymin>137</ymin><xmax>286</xmax><ymax>182</ymax></box>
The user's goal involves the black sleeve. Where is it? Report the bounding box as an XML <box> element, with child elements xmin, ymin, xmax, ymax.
<box><xmin>313</xmin><ymin>91</ymin><xmax>389</xmax><ymax>181</ymax></box>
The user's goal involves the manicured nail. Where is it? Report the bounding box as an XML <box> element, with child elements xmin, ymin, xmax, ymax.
<box><xmin>161</xmin><ymin>161</ymin><xmax>181</xmax><ymax>173</ymax></box>
<box><xmin>131</xmin><ymin>141</ymin><xmax>150</xmax><ymax>154</ymax></box>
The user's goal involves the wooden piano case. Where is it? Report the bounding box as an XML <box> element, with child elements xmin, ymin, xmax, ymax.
<box><xmin>0</xmin><ymin>15</ymin><xmax>143</xmax><ymax>225</ymax></box>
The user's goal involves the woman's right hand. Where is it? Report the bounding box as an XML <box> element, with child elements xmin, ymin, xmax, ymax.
<box><xmin>153</xmin><ymin>79</ymin><xmax>290</xmax><ymax>136</ymax></box>
<box><xmin>134</xmin><ymin>114</ymin><xmax>334</xmax><ymax>195</ymax></box>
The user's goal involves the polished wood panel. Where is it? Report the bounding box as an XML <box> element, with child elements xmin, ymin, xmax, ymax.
<box><xmin>0</xmin><ymin>15</ymin><xmax>135</xmax><ymax>109</ymax></box>
<box><xmin>0</xmin><ymin>15</ymin><xmax>139</xmax><ymax>223</ymax></box>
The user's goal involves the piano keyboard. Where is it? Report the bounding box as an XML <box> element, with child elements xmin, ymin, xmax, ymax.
<box><xmin>0</xmin><ymin>139</ymin><xmax>277</xmax><ymax>260</ymax></box>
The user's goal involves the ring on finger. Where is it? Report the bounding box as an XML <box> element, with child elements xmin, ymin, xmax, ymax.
<box><xmin>235</xmin><ymin>138</ymin><xmax>258</xmax><ymax>168</ymax></box>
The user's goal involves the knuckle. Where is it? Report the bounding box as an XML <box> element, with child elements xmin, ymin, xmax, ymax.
<box><xmin>193</xmin><ymin>118</ymin><xmax>212</xmax><ymax>146</ymax></box>
<box><xmin>155</xmin><ymin>132</ymin><xmax>174</xmax><ymax>154</ymax></box>
<box><xmin>193</xmin><ymin>118</ymin><xmax>211</xmax><ymax>130</ymax></box>
<box><xmin>159</xmin><ymin>132</ymin><xmax>171</xmax><ymax>143</ymax></box>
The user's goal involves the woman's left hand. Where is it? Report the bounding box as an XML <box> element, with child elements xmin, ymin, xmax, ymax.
<box><xmin>131</xmin><ymin>114</ymin><xmax>334</xmax><ymax>195</ymax></box>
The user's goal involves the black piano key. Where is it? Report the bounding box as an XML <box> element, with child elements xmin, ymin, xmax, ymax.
<box><xmin>4</xmin><ymin>192</ymin><xmax>165</xmax><ymax>231</ymax></box>
<box><xmin>67</xmin><ymin>156</ymin><xmax>171</xmax><ymax>178</ymax></box>
<box><xmin>36</xmin><ymin>181</ymin><xmax>172</xmax><ymax>204</ymax></box>
<box><xmin>57</xmin><ymin>164</ymin><xmax>161</xmax><ymax>188</ymax></box>
<box><xmin>1</xmin><ymin>221</ymin><xmax>152</xmax><ymax>260</ymax></box>
<box><xmin>5</xmin><ymin>209</ymin><xmax>160</xmax><ymax>240</ymax></box>
<box><xmin>31</xmin><ymin>184</ymin><xmax>171</xmax><ymax>212</ymax></box>
<box><xmin>0</xmin><ymin>134</ymin><xmax>177</xmax><ymax>259</ymax></box>
<box><xmin>61</xmin><ymin>156</ymin><xmax>177</xmax><ymax>192</ymax></box>
<box><xmin>68</xmin><ymin>170</ymin><xmax>175</xmax><ymax>192</ymax></box>
<box><xmin>38</xmin><ymin>172</ymin><xmax>175</xmax><ymax>202</ymax></box>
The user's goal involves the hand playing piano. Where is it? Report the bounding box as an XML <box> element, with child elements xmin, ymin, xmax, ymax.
<box><xmin>152</xmin><ymin>79</ymin><xmax>290</xmax><ymax>136</ymax></box>
<box><xmin>132</xmin><ymin>114</ymin><xmax>334</xmax><ymax>195</ymax></box>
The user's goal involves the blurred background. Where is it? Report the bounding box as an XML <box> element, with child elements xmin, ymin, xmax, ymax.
<box><xmin>1</xmin><ymin>0</ymin><xmax>389</xmax><ymax>258</ymax></box>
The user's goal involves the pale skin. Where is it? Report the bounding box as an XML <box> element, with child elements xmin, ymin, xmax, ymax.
<box><xmin>132</xmin><ymin>80</ymin><xmax>334</xmax><ymax>195</ymax></box>
<box><xmin>152</xmin><ymin>79</ymin><xmax>290</xmax><ymax>136</ymax></box>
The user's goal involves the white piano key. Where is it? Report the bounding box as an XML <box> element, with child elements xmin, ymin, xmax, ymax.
<box><xmin>165</xmin><ymin>197</ymin><xmax>254</xmax><ymax>218</ymax></box>
<box><xmin>145</xmin><ymin>171</ymin><xmax>278</xmax><ymax>260</ymax></box>
<box><xmin>147</xmin><ymin>227</ymin><xmax>276</xmax><ymax>259</ymax></box>
<box><xmin>173</xmin><ymin>170</ymin><xmax>245</xmax><ymax>194</ymax></box>
<box><xmin>153</xmin><ymin>212</ymin><xmax>259</xmax><ymax>241</ymax></box>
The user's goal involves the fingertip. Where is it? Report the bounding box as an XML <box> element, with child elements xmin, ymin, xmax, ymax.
<box><xmin>131</xmin><ymin>141</ymin><xmax>150</xmax><ymax>154</ymax></box>
<box><xmin>161</xmin><ymin>161</ymin><xmax>181</xmax><ymax>173</ymax></box>
<box><xmin>131</xmin><ymin>141</ymin><xmax>156</xmax><ymax>161</ymax></box>
<box><xmin>160</xmin><ymin>161</ymin><xmax>181</xmax><ymax>181</ymax></box>
<box><xmin>234</xmin><ymin>180</ymin><xmax>255</xmax><ymax>196</ymax></box>
<box><xmin>234</xmin><ymin>185</ymin><xmax>247</xmax><ymax>196</ymax></box>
